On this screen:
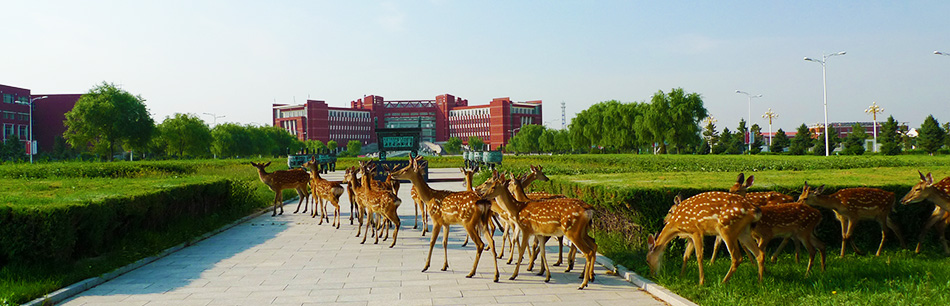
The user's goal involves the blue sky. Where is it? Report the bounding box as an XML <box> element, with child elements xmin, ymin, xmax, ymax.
<box><xmin>3</xmin><ymin>1</ymin><xmax>948</xmax><ymax>132</ymax></box>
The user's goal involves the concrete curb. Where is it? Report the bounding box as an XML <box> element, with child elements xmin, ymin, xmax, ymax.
<box><xmin>594</xmin><ymin>255</ymin><xmax>698</xmax><ymax>306</ymax></box>
<box><xmin>22</xmin><ymin>203</ymin><xmax>278</xmax><ymax>306</ymax></box>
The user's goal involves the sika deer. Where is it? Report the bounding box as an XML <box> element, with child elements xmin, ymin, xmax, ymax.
<box><xmin>507</xmin><ymin>173</ymin><xmax>580</xmax><ymax>273</ymax></box>
<box><xmin>801</xmin><ymin>183</ymin><xmax>906</xmax><ymax>257</ymax></box>
<box><xmin>302</xmin><ymin>157</ymin><xmax>345</xmax><ymax>228</ymax></box>
<box><xmin>391</xmin><ymin>157</ymin><xmax>499</xmax><ymax>282</ymax></box>
<box><xmin>751</xmin><ymin>186</ymin><xmax>826</xmax><ymax>275</ymax></box>
<box><xmin>647</xmin><ymin>191</ymin><xmax>765</xmax><ymax>285</ymax></box>
<box><xmin>250</xmin><ymin>162</ymin><xmax>311</xmax><ymax>216</ymax></box>
<box><xmin>714</xmin><ymin>173</ymin><xmax>797</xmax><ymax>263</ymax></box>
<box><xmin>900</xmin><ymin>172</ymin><xmax>950</xmax><ymax>255</ymax></box>
<box><xmin>350</xmin><ymin>165</ymin><xmax>402</xmax><ymax>248</ymax></box>
<box><xmin>478</xmin><ymin>172</ymin><xmax>597</xmax><ymax>289</ymax></box>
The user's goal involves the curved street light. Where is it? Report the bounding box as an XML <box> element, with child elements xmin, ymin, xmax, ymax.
<box><xmin>15</xmin><ymin>96</ymin><xmax>48</xmax><ymax>163</ymax></box>
<box><xmin>935</xmin><ymin>51</ymin><xmax>950</xmax><ymax>56</ymax></box>
<box><xmin>735</xmin><ymin>90</ymin><xmax>762</xmax><ymax>153</ymax></box>
<box><xmin>804</xmin><ymin>51</ymin><xmax>847</xmax><ymax>156</ymax></box>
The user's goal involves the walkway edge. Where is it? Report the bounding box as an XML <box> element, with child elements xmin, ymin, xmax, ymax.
<box><xmin>595</xmin><ymin>255</ymin><xmax>698</xmax><ymax>306</ymax></box>
<box><xmin>23</xmin><ymin>204</ymin><xmax>278</xmax><ymax>306</ymax></box>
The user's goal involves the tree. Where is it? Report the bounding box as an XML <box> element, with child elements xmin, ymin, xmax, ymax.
<box><xmin>155</xmin><ymin>113</ymin><xmax>212</xmax><ymax>158</ymax></box>
<box><xmin>553</xmin><ymin>129</ymin><xmax>571</xmax><ymax>153</ymax></box>
<box><xmin>770</xmin><ymin>129</ymin><xmax>789</xmax><ymax>153</ymax></box>
<box><xmin>813</xmin><ymin>130</ymin><xmax>840</xmax><ymax>156</ymax></box>
<box><xmin>702</xmin><ymin>121</ymin><xmax>719</xmax><ymax>152</ymax></box>
<box><xmin>737</xmin><ymin>119</ymin><xmax>749</xmax><ymax>154</ymax></box>
<box><xmin>642</xmin><ymin>88</ymin><xmax>708</xmax><ymax>154</ymax></box>
<box><xmin>917</xmin><ymin>115</ymin><xmax>945</xmax><ymax>155</ymax></box>
<box><xmin>750</xmin><ymin>124</ymin><xmax>765</xmax><ymax>154</ymax></box>
<box><xmin>510</xmin><ymin>124</ymin><xmax>545</xmax><ymax>154</ymax></box>
<box><xmin>211</xmin><ymin>123</ymin><xmax>252</xmax><ymax>158</ymax></box>
<box><xmin>443</xmin><ymin>137</ymin><xmax>462</xmax><ymax>154</ymax></box>
<box><xmin>346</xmin><ymin>140</ymin><xmax>362</xmax><ymax>156</ymax></box>
<box><xmin>305</xmin><ymin>140</ymin><xmax>326</xmax><ymax>153</ymax></box>
<box><xmin>790</xmin><ymin>124</ymin><xmax>814</xmax><ymax>155</ymax></box>
<box><xmin>715</xmin><ymin>128</ymin><xmax>741</xmax><ymax>154</ymax></box>
<box><xmin>841</xmin><ymin>124</ymin><xmax>868</xmax><ymax>155</ymax></box>
<box><xmin>569</xmin><ymin>112</ymin><xmax>593</xmax><ymax>153</ymax></box>
<box><xmin>879</xmin><ymin>116</ymin><xmax>902</xmax><ymax>155</ymax></box>
<box><xmin>1</xmin><ymin>137</ymin><xmax>25</xmax><ymax>162</ymax></box>
<box><xmin>261</xmin><ymin>126</ymin><xmax>301</xmax><ymax>156</ymax></box>
<box><xmin>538</xmin><ymin>129</ymin><xmax>556</xmax><ymax>153</ymax></box>
<box><xmin>64</xmin><ymin>82</ymin><xmax>155</xmax><ymax>160</ymax></box>
<box><xmin>327</xmin><ymin>140</ymin><xmax>338</xmax><ymax>153</ymax></box>
<box><xmin>468</xmin><ymin>136</ymin><xmax>485</xmax><ymax>151</ymax></box>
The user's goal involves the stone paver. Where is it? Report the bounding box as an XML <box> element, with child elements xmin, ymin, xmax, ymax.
<box><xmin>59</xmin><ymin>168</ymin><xmax>668</xmax><ymax>306</ymax></box>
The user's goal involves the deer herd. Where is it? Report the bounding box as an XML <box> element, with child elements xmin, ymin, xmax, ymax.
<box><xmin>252</xmin><ymin>158</ymin><xmax>950</xmax><ymax>288</ymax></box>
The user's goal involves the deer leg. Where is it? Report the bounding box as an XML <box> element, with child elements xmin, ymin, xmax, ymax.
<box><xmin>538</xmin><ymin>236</ymin><xmax>552</xmax><ymax>282</ymax></box>
<box><xmin>387</xmin><ymin>209</ymin><xmax>399</xmax><ymax>248</ymax></box>
<box><xmin>937</xmin><ymin>219</ymin><xmax>950</xmax><ymax>256</ymax></box>
<box><xmin>295</xmin><ymin>189</ymin><xmax>305</xmax><ymax>214</ymax></box>
<box><xmin>316</xmin><ymin>198</ymin><xmax>325</xmax><ymax>223</ymax></box>
<box><xmin>566</xmin><ymin>231</ymin><xmax>597</xmax><ymax>290</ymax></box>
<box><xmin>348</xmin><ymin>190</ymin><xmax>355</xmax><ymax>225</ymax></box>
<box><xmin>916</xmin><ymin>213</ymin><xmax>943</xmax><ymax>253</ymax></box>
<box><xmin>507</xmin><ymin>227</ymin><xmax>519</xmax><ymax>264</ymax></box>
<box><xmin>567</xmin><ymin>244</ymin><xmax>578</xmax><ymax>273</ymax></box>
<box><xmin>737</xmin><ymin>229</ymin><xmax>765</xmax><ymax>284</ymax></box>
<box><xmin>528</xmin><ymin>237</ymin><xmax>541</xmax><ymax>272</ymax></box>
<box><xmin>413</xmin><ymin>196</ymin><xmax>419</xmax><ymax>230</ymax></box>
<box><xmin>482</xmin><ymin>219</ymin><xmax>500</xmax><ymax>282</ymax></box>
<box><xmin>422</xmin><ymin>224</ymin><xmax>441</xmax><ymax>272</ymax></box>
<box><xmin>497</xmin><ymin>219</ymin><xmax>509</xmax><ymax>259</ymax></box>
<box><xmin>465</xmin><ymin>224</ymin><xmax>484</xmax><ymax>278</ymax></box>
<box><xmin>838</xmin><ymin>219</ymin><xmax>850</xmax><ymax>257</ymax></box>
<box><xmin>442</xmin><ymin>225</ymin><xmax>450</xmax><ymax>271</ymax></box>
<box><xmin>360</xmin><ymin>211</ymin><xmax>372</xmax><ymax>244</ymax></box>
<box><xmin>885</xmin><ymin>216</ymin><xmax>906</xmax><ymax>249</ymax></box>
<box><xmin>510</xmin><ymin>233</ymin><xmax>530</xmax><ymax>280</ymax></box>
<box><xmin>461</xmin><ymin>235</ymin><xmax>469</xmax><ymax>248</ymax></box>
<box><xmin>716</xmin><ymin>236</ymin><xmax>729</xmax><ymax>264</ymax></box>
<box><xmin>681</xmin><ymin>240</ymin><xmax>695</xmax><ymax>277</ymax></box>
<box><xmin>553</xmin><ymin>236</ymin><xmax>564</xmax><ymax>267</ymax></box>
<box><xmin>770</xmin><ymin>237</ymin><xmax>790</xmax><ymax>263</ymax></box>
<box><xmin>272</xmin><ymin>192</ymin><xmax>282</xmax><ymax>216</ymax></box>
<box><xmin>691</xmin><ymin>233</ymin><xmax>706</xmax><ymax>286</ymax></box>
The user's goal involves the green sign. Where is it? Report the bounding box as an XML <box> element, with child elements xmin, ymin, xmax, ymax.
<box><xmin>382</xmin><ymin>136</ymin><xmax>415</xmax><ymax>149</ymax></box>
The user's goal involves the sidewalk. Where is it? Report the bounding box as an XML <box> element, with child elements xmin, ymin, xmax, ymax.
<box><xmin>59</xmin><ymin>168</ymin><xmax>669</xmax><ymax>306</ymax></box>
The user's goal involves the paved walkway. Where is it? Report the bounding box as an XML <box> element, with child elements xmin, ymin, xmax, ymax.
<box><xmin>60</xmin><ymin>168</ymin><xmax>668</xmax><ymax>306</ymax></box>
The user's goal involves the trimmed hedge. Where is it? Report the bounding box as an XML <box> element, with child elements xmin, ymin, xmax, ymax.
<box><xmin>529</xmin><ymin>179</ymin><xmax>933</xmax><ymax>254</ymax></box>
<box><xmin>0</xmin><ymin>179</ymin><xmax>260</xmax><ymax>267</ymax></box>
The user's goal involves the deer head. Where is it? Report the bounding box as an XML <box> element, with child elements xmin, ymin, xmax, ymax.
<box><xmin>729</xmin><ymin>173</ymin><xmax>755</xmax><ymax>195</ymax></box>
<box><xmin>901</xmin><ymin>171</ymin><xmax>937</xmax><ymax>205</ymax></box>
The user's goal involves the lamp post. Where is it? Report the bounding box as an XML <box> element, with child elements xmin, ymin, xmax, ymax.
<box><xmin>735</xmin><ymin>90</ymin><xmax>762</xmax><ymax>153</ymax></box>
<box><xmin>15</xmin><ymin>96</ymin><xmax>47</xmax><ymax>163</ymax></box>
<box><xmin>935</xmin><ymin>51</ymin><xmax>950</xmax><ymax>56</ymax></box>
<box><xmin>202</xmin><ymin>112</ymin><xmax>225</xmax><ymax>127</ymax></box>
<box><xmin>762</xmin><ymin>108</ymin><xmax>778</xmax><ymax>148</ymax></box>
<box><xmin>804</xmin><ymin>51</ymin><xmax>847</xmax><ymax>156</ymax></box>
<box><xmin>864</xmin><ymin>102</ymin><xmax>884</xmax><ymax>153</ymax></box>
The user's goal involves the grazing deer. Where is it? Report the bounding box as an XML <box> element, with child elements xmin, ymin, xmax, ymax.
<box><xmin>714</xmin><ymin>173</ymin><xmax>797</xmax><ymax>263</ymax></box>
<box><xmin>647</xmin><ymin>191</ymin><xmax>765</xmax><ymax>285</ymax></box>
<box><xmin>478</xmin><ymin>172</ymin><xmax>597</xmax><ymax>289</ymax></box>
<box><xmin>348</xmin><ymin>165</ymin><xmax>401</xmax><ymax>248</ymax></box>
<box><xmin>250</xmin><ymin>162</ymin><xmax>311</xmax><ymax>216</ymax></box>
<box><xmin>751</xmin><ymin>187</ymin><xmax>827</xmax><ymax>275</ymax></box>
<box><xmin>302</xmin><ymin>157</ymin><xmax>345</xmax><ymax>228</ymax></box>
<box><xmin>390</xmin><ymin>157</ymin><xmax>499</xmax><ymax>282</ymax></box>
<box><xmin>900</xmin><ymin>172</ymin><xmax>950</xmax><ymax>255</ymax></box>
<box><xmin>800</xmin><ymin>183</ymin><xmax>906</xmax><ymax>257</ymax></box>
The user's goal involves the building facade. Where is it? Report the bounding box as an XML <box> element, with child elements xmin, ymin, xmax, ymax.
<box><xmin>272</xmin><ymin>94</ymin><xmax>542</xmax><ymax>150</ymax></box>
<box><xmin>33</xmin><ymin>94</ymin><xmax>82</xmax><ymax>153</ymax></box>
<box><xmin>0</xmin><ymin>84</ymin><xmax>32</xmax><ymax>148</ymax></box>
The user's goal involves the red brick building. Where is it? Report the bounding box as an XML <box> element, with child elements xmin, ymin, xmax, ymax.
<box><xmin>273</xmin><ymin>94</ymin><xmax>542</xmax><ymax>150</ymax></box>
<box><xmin>0</xmin><ymin>84</ymin><xmax>33</xmax><ymax>149</ymax></box>
<box><xmin>33</xmin><ymin>94</ymin><xmax>82</xmax><ymax>153</ymax></box>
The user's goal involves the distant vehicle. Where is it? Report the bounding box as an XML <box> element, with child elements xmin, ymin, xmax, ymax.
<box><xmin>288</xmin><ymin>149</ymin><xmax>337</xmax><ymax>173</ymax></box>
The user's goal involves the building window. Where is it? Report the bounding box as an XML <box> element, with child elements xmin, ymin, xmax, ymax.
<box><xmin>18</xmin><ymin>125</ymin><xmax>28</xmax><ymax>138</ymax></box>
<box><xmin>2</xmin><ymin>94</ymin><xmax>13</xmax><ymax>104</ymax></box>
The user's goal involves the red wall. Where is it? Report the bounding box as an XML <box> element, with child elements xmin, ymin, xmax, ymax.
<box><xmin>32</xmin><ymin>94</ymin><xmax>82</xmax><ymax>153</ymax></box>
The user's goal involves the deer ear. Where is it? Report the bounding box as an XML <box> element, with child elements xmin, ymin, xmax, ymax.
<box><xmin>746</xmin><ymin>175</ymin><xmax>755</xmax><ymax>187</ymax></box>
<box><xmin>919</xmin><ymin>170</ymin><xmax>927</xmax><ymax>181</ymax></box>
<box><xmin>817</xmin><ymin>185</ymin><xmax>825</xmax><ymax>194</ymax></box>
<box><xmin>927</xmin><ymin>173</ymin><xmax>934</xmax><ymax>185</ymax></box>
<box><xmin>264</xmin><ymin>162</ymin><xmax>271</xmax><ymax>167</ymax></box>
<box><xmin>736</xmin><ymin>173</ymin><xmax>745</xmax><ymax>184</ymax></box>
<box><xmin>647</xmin><ymin>234</ymin><xmax>656</xmax><ymax>248</ymax></box>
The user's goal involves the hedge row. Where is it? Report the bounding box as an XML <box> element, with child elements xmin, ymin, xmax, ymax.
<box><xmin>0</xmin><ymin>162</ymin><xmax>200</xmax><ymax>179</ymax></box>
<box><xmin>0</xmin><ymin>178</ymin><xmax>261</xmax><ymax>267</ymax></box>
<box><xmin>529</xmin><ymin>179</ymin><xmax>935</xmax><ymax>254</ymax></box>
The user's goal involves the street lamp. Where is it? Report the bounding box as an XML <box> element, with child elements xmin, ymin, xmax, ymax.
<box><xmin>762</xmin><ymin>108</ymin><xmax>778</xmax><ymax>148</ymax></box>
<box><xmin>935</xmin><ymin>51</ymin><xmax>950</xmax><ymax>56</ymax></box>
<box><xmin>202</xmin><ymin>112</ymin><xmax>225</xmax><ymax>127</ymax></box>
<box><xmin>804</xmin><ymin>51</ymin><xmax>847</xmax><ymax>156</ymax></box>
<box><xmin>865</xmin><ymin>102</ymin><xmax>884</xmax><ymax>153</ymax></box>
<box><xmin>15</xmin><ymin>96</ymin><xmax>47</xmax><ymax>163</ymax></box>
<box><xmin>735</xmin><ymin>90</ymin><xmax>762</xmax><ymax>153</ymax></box>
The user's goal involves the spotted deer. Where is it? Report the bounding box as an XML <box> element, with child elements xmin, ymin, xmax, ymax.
<box><xmin>478</xmin><ymin>172</ymin><xmax>597</xmax><ymax>289</ymax></box>
<box><xmin>343</xmin><ymin>167</ymin><xmax>368</xmax><ymax>237</ymax></box>
<box><xmin>506</xmin><ymin>173</ymin><xmax>580</xmax><ymax>274</ymax></box>
<box><xmin>800</xmin><ymin>183</ymin><xmax>906</xmax><ymax>257</ymax></box>
<box><xmin>348</xmin><ymin>165</ymin><xmax>401</xmax><ymax>248</ymax></box>
<box><xmin>390</xmin><ymin>157</ymin><xmax>500</xmax><ymax>282</ymax></box>
<box><xmin>751</xmin><ymin>186</ymin><xmax>827</xmax><ymax>275</ymax></box>
<box><xmin>302</xmin><ymin>157</ymin><xmax>345</xmax><ymax>228</ymax></box>
<box><xmin>713</xmin><ymin>173</ymin><xmax>797</xmax><ymax>263</ymax></box>
<box><xmin>250</xmin><ymin>161</ymin><xmax>311</xmax><ymax>216</ymax></box>
<box><xmin>647</xmin><ymin>191</ymin><xmax>765</xmax><ymax>285</ymax></box>
<box><xmin>900</xmin><ymin>172</ymin><xmax>950</xmax><ymax>255</ymax></box>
